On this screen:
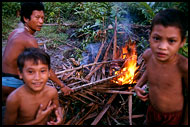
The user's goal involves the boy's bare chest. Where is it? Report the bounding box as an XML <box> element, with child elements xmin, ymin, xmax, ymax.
<box><xmin>19</xmin><ymin>94</ymin><xmax>52</xmax><ymax>120</ymax></box>
<box><xmin>146</xmin><ymin>58</ymin><xmax>182</xmax><ymax>88</ymax></box>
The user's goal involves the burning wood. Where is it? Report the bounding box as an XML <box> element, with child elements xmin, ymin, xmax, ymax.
<box><xmin>111</xmin><ymin>40</ymin><xmax>139</xmax><ymax>85</ymax></box>
<box><xmin>48</xmin><ymin>15</ymin><xmax>148</xmax><ymax>125</ymax></box>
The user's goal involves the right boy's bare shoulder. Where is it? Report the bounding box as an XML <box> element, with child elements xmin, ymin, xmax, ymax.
<box><xmin>142</xmin><ymin>48</ymin><xmax>152</xmax><ymax>62</ymax></box>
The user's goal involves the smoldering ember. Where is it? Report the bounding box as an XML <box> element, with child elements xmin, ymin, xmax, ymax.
<box><xmin>43</xmin><ymin>15</ymin><xmax>150</xmax><ymax>125</ymax></box>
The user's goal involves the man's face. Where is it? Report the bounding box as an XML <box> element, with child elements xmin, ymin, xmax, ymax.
<box><xmin>19</xmin><ymin>60</ymin><xmax>49</xmax><ymax>92</ymax></box>
<box><xmin>149</xmin><ymin>24</ymin><xmax>185</xmax><ymax>62</ymax></box>
<box><xmin>26</xmin><ymin>10</ymin><xmax>44</xmax><ymax>31</ymax></box>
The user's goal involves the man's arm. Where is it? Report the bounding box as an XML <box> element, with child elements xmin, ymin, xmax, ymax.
<box><xmin>49</xmin><ymin>69</ymin><xmax>73</xmax><ymax>95</ymax></box>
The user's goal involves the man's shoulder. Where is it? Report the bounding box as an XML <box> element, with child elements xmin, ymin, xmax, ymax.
<box><xmin>14</xmin><ymin>32</ymin><xmax>36</xmax><ymax>43</ymax></box>
<box><xmin>12</xmin><ymin>33</ymin><xmax>38</xmax><ymax>48</ymax></box>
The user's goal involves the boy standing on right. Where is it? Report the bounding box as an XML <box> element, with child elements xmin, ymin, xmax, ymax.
<box><xmin>134</xmin><ymin>9</ymin><xmax>188</xmax><ymax>125</ymax></box>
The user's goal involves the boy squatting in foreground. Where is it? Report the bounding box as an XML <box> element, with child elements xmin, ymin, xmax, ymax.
<box><xmin>4</xmin><ymin>48</ymin><xmax>63</xmax><ymax>125</ymax></box>
<box><xmin>134</xmin><ymin>9</ymin><xmax>188</xmax><ymax>125</ymax></box>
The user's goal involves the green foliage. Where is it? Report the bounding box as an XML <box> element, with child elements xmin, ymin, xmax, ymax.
<box><xmin>74</xmin><ymin>2</ymin><xmax>111</xmax><ymax>25</ymax></box>
<box><xmin>35</xmin><ymin>25</ymin><xmax>68</xmax><ymax>47</ymax></box>
<box><xmin>44</xmin><ymin>2</ymin><xmax>79</xmax><ymax>24</ymax></box>
<box><xmin>2</xmin><ymin>2</ymin><xmax>20</xmax><ymax>18</ymax></box>
<box><xmin>2</xmin><ymin>2</ymin><xmax>188</xmax><ymax>58</ymax></box>
<box><xmin>2</xmin><ymin>2</ymin><xmax>21</xmax><ymax>40</ymax></box>
<box><xmin>179</xmin><ymin>40</ymin><xmax>188</xmax><ymax>58</ymax></box>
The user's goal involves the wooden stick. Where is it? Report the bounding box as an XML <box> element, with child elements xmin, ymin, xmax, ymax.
<box><xmin>76</xmin><ymin>104</ymin><xmax>98</xmax><ymax>125</ymax></box>
<box><xmin>76</xmin><ymin>93</ymin><xmax>100</xmax><ymax>104</ymax></box>
<box><xmin>72</xmin><ymin>75</ymin><xmax>118</xmax><ymax>91</ymax></box>
<box><xmin>55</xmin><ymin>60</ymin><xmax>114</xmax><ymax>75</ymax></box>
<box><xmin>85</xmin><ymin>42</ymin><xmax>106</xmax><ymax>80</ymax></box>
<box><xmin>69</xmin><ymin>95</ymin><xmax>88</xmax><ymax>104</ymax></box>
<box><xmin>43</xmin><ymin>23</ymin><xmax>76</xmax><ymax>27</ymax></box>
<box><xmin>102</xmin><ymin>37</ymin><xmax>114</xmax><ymax>75</ymax></box>
<box><xmin>113</xmin><ymin>15</ymin><xmax>117</xmax><ymax>60</ymax></box>
<box><xmin>91</xmin><ymin>93</ymin><xmax>117</xmax><ymax>125</ymax></box>
<box><xmin>62</xmin><ymin>70</ymin><xmax>76</xmax><ymax>80</ymax></box>
<box><xmin>128</xmin><ymin>90</ymin><xmax>133</xmax><ymax>125</ymax></box>
<box><xmin>119</xmin><ymin>114</ymin><xmax>144</xmax><ymax>119</ymax></box>
<box><xmin>84</xmin><ymin>90</ymin><xmax>103</xmax><ymax>103</ymax></box>
<box><xmin>95</xmin><ymin>90</ymin><xmax>134</xmax><ymax>95</ymax></box>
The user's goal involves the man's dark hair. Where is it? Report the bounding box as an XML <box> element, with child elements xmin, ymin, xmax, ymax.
<box><xmin>17</xmin><ymin>48</ymin><xmax>50</xmax><ymax>73</ymax></box>
<box><xmin>150</xmin><ymin>8</ymin><xmax>188</xmax><ymax>41</ymax></box>
<box><xmin>20</xmin><ymin>2</ymin><xmax>44</xmax><ymax>24</ymax></box>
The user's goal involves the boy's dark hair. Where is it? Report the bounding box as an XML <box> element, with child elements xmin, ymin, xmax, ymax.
<box><xmin>20</xmin><ymin>2</ymin><xmax>44</xmax><ymax>24</ymax></box>
<box><xmin>17</xmin><ymin>48</ymin><xmax>50</xmax><ymax>73</ymax></box>
<box><xmin>150</xmin><ymin>8</ymin><xmax>188</xmax><ymax>41</ymax></box>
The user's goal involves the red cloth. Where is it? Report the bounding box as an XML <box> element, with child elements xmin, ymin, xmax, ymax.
<box><xmin>146</xmin><ymin>104</ymin><xmax>183</xmax><ymax>125</ymax></box>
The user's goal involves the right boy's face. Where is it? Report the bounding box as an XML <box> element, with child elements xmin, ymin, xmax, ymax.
<box><xmin>19</xmin><ymin>60</ymin><xmax>50</xmax><ymax>92</ymax></box>
<box><xmin>149</xmin><ymin>24</ymin><xmax>185</xmax><ymax>63</ymax></box>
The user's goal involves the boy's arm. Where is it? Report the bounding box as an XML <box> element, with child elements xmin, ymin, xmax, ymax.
<box><xmin>49</xmin><ymin>69</ymin><xmax>74</xmax><ymax>95</ymax></box>
<box><xmin>17</xmin><ymin>100</ymin><xmax>56</xmax><ymax>125</ymax></box>
<box><xmin>134</xmin><ymin>70</ymin><xmax>149</xmax><ymax>101</ymax></box>
<box><xmin>181</xmin><ymin>58</ymin><xmax>188</xmax><ymax>125</ymax></box>
<box><xmin>47</xmin><ymin>88</ymin><xmax>63</xmax><ymax>125</ymax></box>
<box><xmin>4</xmin><ymin>94</ymin><xmax>19</xmax><ymax>125</ymax></box>
<box><xmin>134</xmin><ymin>48</ymin><xmax>151</xmax><ymax>101</ymax></box>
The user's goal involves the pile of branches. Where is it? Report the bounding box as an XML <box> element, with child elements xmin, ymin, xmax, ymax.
<box><xmin>47</xmin><ymin>16</ymin><xmax>146</xmax><ymax>125</ymax></box>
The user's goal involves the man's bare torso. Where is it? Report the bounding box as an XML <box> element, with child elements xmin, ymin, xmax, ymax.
<box><xmin>144</xmin><ymin>49</ymin><xmax>185</xmax><ymax>113</ymax></box>
<box><xmin>2</xmin><ymin>28</ymin><xmax>38</xmax><ymax>75</ymax></box>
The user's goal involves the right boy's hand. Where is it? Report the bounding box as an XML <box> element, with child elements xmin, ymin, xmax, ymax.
<box><xmin>134</xmin><ymin>86</ymin><xmax>149</xmax><ymax>102</ymax></box>
<box><xmin>36</xmin><ymin>100</ymin><xmax>56</xmax><ymax>123</ymax></box>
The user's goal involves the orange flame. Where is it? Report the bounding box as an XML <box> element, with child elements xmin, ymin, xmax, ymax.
<box><xmin>112</xmin><ymin>41</ymin><xmax>139</xmax><ymax>85</ymax></box>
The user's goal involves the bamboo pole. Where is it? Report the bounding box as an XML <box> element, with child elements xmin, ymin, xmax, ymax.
<box><xmin>128</xmin><ymin>89</ymin><xmax>133</xmax><ymax>125</ymax></box>
<box><xmin>113</xmin><ymin>15</ymin><xmax>117</xmax><ymax>60</ymax></box>
<box><xmin>91</xmin><ymin>93</ymin><xmax>117</xmax><ymax>125</ymax></box>
<box><xmin>55</xmin><ymin>60</ymin><xmax>114</xmax><ymax>75</ymax></box>
<box><xmin>95</xmin><ymin>90</ymin><xmax>134</xmax><ymax>95</ymax></box>
<box><xmin>72</xmin><ymin>75</ymin><xmax>118</xmax><ymax>91</ymax></box>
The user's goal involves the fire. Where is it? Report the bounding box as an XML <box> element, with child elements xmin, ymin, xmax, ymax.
<box><xmin>112</xmin><ymin>41</ymin><xmax>139</xmax><ymax>85</ymax></box>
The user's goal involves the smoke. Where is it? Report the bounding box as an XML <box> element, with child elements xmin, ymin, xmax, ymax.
<box><xmin>80</xmin><ymin>42</ymin><xmax>102</xmax><ymax>65</ymax></box>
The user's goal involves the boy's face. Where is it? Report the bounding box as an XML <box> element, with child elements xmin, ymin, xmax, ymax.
<box><xmin>149</xmin><ymin>24</ymin><xmax>185</xmax><ymax>62</ymax></box>
<box><xmin>18</xmin><ymin>60</ymin><xmax>50</xmax><ymax>92</ymax></box>
<box><xmin>24</xmin><ymin>10</ymin><xmax>44</xmax><ymax>31</ymax></box>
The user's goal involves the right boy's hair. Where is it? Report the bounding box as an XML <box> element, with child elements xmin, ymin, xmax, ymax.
<box><xmin>17</xmin><ymin>48</ymin><xmax>50</xmax><ymax>73</ymax></box>
<box><xmin>150</xmin><ymin>8</ymin><xmax>188</xmax><ymax>41</ymax></box>
<box><xmin>20</xmin><ymin>2</ymin><xmax>44</xmax><ymax>24</ymax></box>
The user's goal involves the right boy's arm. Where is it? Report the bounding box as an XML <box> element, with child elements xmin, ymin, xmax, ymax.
<box><xmin>134</xmin><ymin>48</ymin><xmax>151</xmax><ymax>101</ymax></box>
<box><xmin>134</xmin><ymin>70</ymin><xmax>149</xmax><ymax>101</ymax></box>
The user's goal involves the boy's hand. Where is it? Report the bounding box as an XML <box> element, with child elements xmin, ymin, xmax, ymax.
<box><xmin>60</xmin><ymin>85</ymin><xmax>74</xmax><ymax>96</ymax></box>
<box><xmin>36</xmin><ymin>100</ymin><xmax>56</xmax><ymax>122</ymax></box>
<box><xmin>134</xmin><ymin>86</ymin><xmax>149</xmax><ymax>102</ymax></box>
<box><xmin>47</xmin><ymin>109</ymin><xmax>63</xmax><ymax>125</ymax></box>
